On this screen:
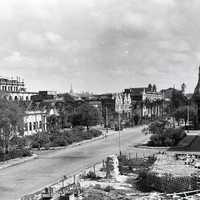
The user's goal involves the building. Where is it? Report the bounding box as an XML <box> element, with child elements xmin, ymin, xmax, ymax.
<box><xmin>113</xmin><ymin>92</ymin><xmax>132</xmax><ymax>124</ymax></box>
<box><xmin>0</xmin><ymin>76</ymin><xmax>37</xmax><ymax>101</ymax></box>
<box><xmin>124</xmin><ymin>84</ymin><xmax>164</xmax><ymax>120</ymax></box>
<box><xmin>24</xmin><ymin>110</ymin><xmax>47</xmax><ymax>135</ymax></box>
<box><xmin>31</xmin><ymin>91</ymin><xmax>57</xmax><ymax>102</ymax></box>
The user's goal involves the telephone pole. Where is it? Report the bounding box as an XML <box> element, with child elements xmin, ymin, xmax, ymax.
<box><xmin>105</xmin><ymin>106</ymin><xmax>108</xmax><ymax>137</ymax></box>
<box><xmin>118</xmin><ymin>112</ymin><xmax>121</xmax><ymax>155</ymax></box>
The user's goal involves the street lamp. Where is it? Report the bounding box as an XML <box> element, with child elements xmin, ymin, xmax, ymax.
<box><xmin>187</xmin><ymin>98</ymin><xmax>190</xmax><ymax>133</ymax></box>
<box><xmin>118</xmin><ymin>111</ymin><xmax>121</xmax><ymax>155</ymax></box>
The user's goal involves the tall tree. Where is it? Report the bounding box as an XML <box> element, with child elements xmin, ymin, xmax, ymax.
<box><xmin>152</xmin><ymin>84</ymin><xmax>157</xmax><ymax>92</ymax></box>
<box><xmin>174</xmin><ymin>106</ymin><xmax>196</xmax><ymax>127</ymax></box>
<box><xmin>69</xmin><ymin>103</ymin><xmax>100</xmax><ymax>130</ymax></box>
<box><xmin>0</xmin><ymin>99</ymin><xmax>24</xmax><ymax>153</ymax></box>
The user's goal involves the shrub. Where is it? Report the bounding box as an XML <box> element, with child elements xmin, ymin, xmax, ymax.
<box><xmin>146</xmin><ymin>119</ymin><xmax>186</xmax><ymax>147</ymax></box>
<box><xmin>104</xmin><ymin>185</ymin><xmax>114</xmax><ymax>192</ymax></box>
<box><xmin>93</xmin><ymin>184</ymin><xmax>101</xmax><ymax>190</ymax></box>
<box><xmin>0</xmin><ymin>148</ymin><xmax>32</xmax><ymax>162</ymax></box>
<box><xmin>27</xmin><ymin>129</ymin><xmax>102</xmax><ymax>148</ymax></box>
<box><xmin>50</xmin><ymin>137</ymin><xmax>68</xmax><ymax>147</ymax></box>
<box><xmin>85</xmin><ymin>171</ymin><xmax>97</xmax><ymax>179</ymax></box>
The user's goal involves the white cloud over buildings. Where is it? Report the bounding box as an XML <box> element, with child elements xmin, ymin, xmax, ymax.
<box><xmin>0</xmin><ymin>0</ymin><xmax>199</xmax><ymax>93</ymax></box>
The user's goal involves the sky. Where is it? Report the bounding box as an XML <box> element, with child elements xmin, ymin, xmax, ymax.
<box><xmin>0</xmin><ymin>0</ymin><xmax>200</xmax><ymax>94</ymax></box>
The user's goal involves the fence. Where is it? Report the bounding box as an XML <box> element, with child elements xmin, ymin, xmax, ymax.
<box><xmin>20</xmin><ymin>161</ymin><xmax>103</xmax><ymax>200</ymax></box>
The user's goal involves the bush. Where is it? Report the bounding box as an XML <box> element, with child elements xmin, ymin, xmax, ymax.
<box><xmin>146</xmin><ymin>119</ymin><xmax>186</xmax><ymax>147</ymax></box>
<box><xmin>104</xmin><ymin>185</ymin><xmax>114</xmax><ymax>192</ymax></box>
<box><xmin>85</xmin><ymin>171</ymin><xmax>97</xmax><ymax>179</ymax></box>
<box><xmin>27</xmin><ymin>129</ymin><xmax>102</xmax><ymax>149</ymax></box>
<box><xmin>50</xmin><ymin>137</ymin><xmax>68</xmax><ymax>147</ymax></box>
<box><xmin>0</xmin><ymin>148</ymin><xmax>32</xmax><ymax>162</ymax></box>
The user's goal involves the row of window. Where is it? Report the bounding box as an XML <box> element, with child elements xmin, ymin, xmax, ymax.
<box><xmin>25</xmin><ymin>121</ymin><xmax>44</xmax><ymax>132</ymax></box>
<box><xmin>8</xmin><ymin>95</ymin><xmax>30</xmax><ymax>101</ymax></box>
<box><xmin>1</xmin><ymin>85</ymin><xmax>22</xmax><ymax>92</ymax></box>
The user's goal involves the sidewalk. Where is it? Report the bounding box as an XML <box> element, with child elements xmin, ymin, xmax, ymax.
<box><xmin>0</xmin><ymin>129</ymin><xmax>118</xmax><ymax>170</ymax></box>
<box><xmin>0</xmin><ymin>154</ymin><xmax>38</xmax><ymax>170</ymax></box>
<box><xmin>0</xmin><ymin>126</ymin><xmax>142</xmax><ymax>170</ymax></box>
<box><xmin>32</xmin><ymin>127</ymin><xmax>135</xmax><ymax>154</ymax></box>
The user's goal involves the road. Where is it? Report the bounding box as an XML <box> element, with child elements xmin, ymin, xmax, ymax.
<box><xmin>0</xmin><ymin>126</ymin><xmax>154</xmax><ymax>200</ymax></box>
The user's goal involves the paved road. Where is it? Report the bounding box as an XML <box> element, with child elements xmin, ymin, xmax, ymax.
<box><xmin>0</xmin><ymin>126</ymin><xmax>153</xmax><ymax>200</ymax></box>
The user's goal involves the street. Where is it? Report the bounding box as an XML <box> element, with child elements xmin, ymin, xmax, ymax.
<box><xmin>0</xmin><ymin>126</ymin><xmax>151</xmax><ymax>200</ymax></box>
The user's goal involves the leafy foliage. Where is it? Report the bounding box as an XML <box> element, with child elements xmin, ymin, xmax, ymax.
<box><xmin>28</xmin><ymin>129</ymin><xmax>102</xmax><ymax>148</ymax></box>
<box><xmin>0</xmin><ymin>98</ymin><xmax>24</xmax><ymax>153</ymax></box>
<box><xmin>69</xmin><ymin>103</ymin><xmax>101</xmax><ymax>130</ymax></box>
<box><xmin>174</xmin><ymin>105</ymin><xmax>196</xmax><ymax>126</ymax></box>
<box><xmin>143</xmin><ymin>119</ymin><xmax>186</xmax><ymax>146</ymax></box>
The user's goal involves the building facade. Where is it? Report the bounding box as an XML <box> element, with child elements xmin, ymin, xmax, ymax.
<box><xmin>124</xmin><ymin>84</ymin><xmax>164</xmax><ymax>121</ymax></box>
<box><xmin>0</xmin><ymin>76</ymin><xmax>37</xmax><ymax>101</ymax></box>
<box><xmin>24</xmin><ymin>111</ymin><xmax>47</xmax><ymax>136</ymax></box>
<box><xmin>113</xmin><ymin>92</ymin><xmax>132</xmax><ymax>124</ymax></box>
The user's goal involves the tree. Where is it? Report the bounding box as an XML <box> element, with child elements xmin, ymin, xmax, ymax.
<box><xmin>152</xmin><ymin>84</ymin><xmax>157</xmax><ymax>92</ymax></box>
<box><xmin>62</xmin><ymin>93</ymin><xmax>77</xmax><ymax>128</ymax></box>
<box><xmin>133</xmin><ymin>114</ymin><xmax>140</xmax><ymax>125</ymax></box>
<box><xmin>69</xmin><ymin>103</ymin><xmax>100</xmax><ymax>130</ymax></box>
<box><xmin>181</xmin><ymin>83</ymin><xmax>186</xmax><ymax>94</ymax></box>
<box><xmin>0</xmin><ymin>99</ymin><xmax>24</xmax><ymax>154</ymax></box>
<box><xmin>148</xmin><ymin>84</ymin><xmax>153</xmax><ymax>91</ymax></box>
<box><xmin>174</xmin><ymin>106</ymin><xmax>196</xmax><ymax>127</ymax></box>
<box><xmin>171</xmin><ymin>89</ymin><xmax>186</xmax><ymax>110</ymax></box>
<box><xmin>143</xmin><ymin>119</ymin><xmax>186</xmax><ymax>146</ymax></box>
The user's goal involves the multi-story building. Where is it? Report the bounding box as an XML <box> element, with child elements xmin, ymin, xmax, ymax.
<box><xmin>113</xmin><ymin>92</ymin><xmax>132</xmax><ymax>123</ymax></box>
<box><xmin>124</xmin><ymin>84</ymin><xmax>164</xmax><ymax>120</ymax></box>
<box><xmin>0</xmin><ymin>76</ymin><xmax>37</xmax><ymax>101</ymax></box>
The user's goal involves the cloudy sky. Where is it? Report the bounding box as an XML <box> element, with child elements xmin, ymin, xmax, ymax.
<box><xmin>0</xmin><ymin>0</ymin><xmax>200</xmax><ymax>93</ymax></box>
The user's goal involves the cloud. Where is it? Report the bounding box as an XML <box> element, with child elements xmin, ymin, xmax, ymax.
<box><xmin>0</xmin><ymin>0</ymin><xmax>199</xmax><ymax>93</ymax></box>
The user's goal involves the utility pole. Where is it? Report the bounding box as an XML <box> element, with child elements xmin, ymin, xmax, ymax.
<box><xmin>105</xmin><ymin>106</ymin><xmax>108</xmax><ymax>137</ymax></box>
<box><xmin>187</xmin><ymin>99</ymin><xmax>190</xmax><ymax>133</ymax></box>
<box><xmin>118</xmin><ymin>112</ymin><xmax>121</xmax><ymax>155</ymax></box>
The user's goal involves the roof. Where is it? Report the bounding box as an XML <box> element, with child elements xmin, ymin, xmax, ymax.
<box><xmin>124</xmin><ymin>87</ymin><xmax>149</xmax><ymax>96</ymax></box>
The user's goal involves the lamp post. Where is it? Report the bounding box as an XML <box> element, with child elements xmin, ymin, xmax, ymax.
<box><xmin>118</xmin><ymin>111</ymin><xmax>121</xmax><ymax>155</ymax></box>
<box><xmin>187</xmin><ymin>98</ymin><xmax>190</xmax><ymax>133</ymax></box>
<box><xmin>105</xmin><ymin>106</ymin><xmax>108</xmax><ymax>138</ymax></box>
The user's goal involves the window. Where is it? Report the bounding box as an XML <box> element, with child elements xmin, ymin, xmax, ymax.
<box><xmin>36</xmin><ymin>122</ymin><xmax>38</xmax><ymax>129</ymax></box>
<box><xmin>24</xmin><ymin>123</ymin><xmax>28</xmax><ymax>131</ymax></box>
<box><xmin>14</xmin><ymin>96</ymin><xmax>18</xmax><ymax>101</ymax></box>
<box><xmin>39</xmin><ymin>121</ymin><xmax>42</xmax><ymax>129</ymax></box>
<box><xmin>33</xmin><ymin>122</ymin><xmax>36</xmax><ymax>130</ymax></box>
<box><xmin>29</xmin><ymin>122</ymin><xmax>32</xmax><ymax>131</ymax></box>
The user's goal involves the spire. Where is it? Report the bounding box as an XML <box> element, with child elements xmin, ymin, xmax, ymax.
<box><xmin>69</xmin><ymin>84</ymin><xmax>73</xmax><ymax>95</ymax></box>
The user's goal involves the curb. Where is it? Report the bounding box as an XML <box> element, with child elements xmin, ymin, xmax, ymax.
<box><xmin>0</xmin><ymin>154</ymin><xmax>38</xmax><ymax>170</ymax></box>
<box><xmin>32</xmin><ymin>130</ymin><xmax>119</xmax><ymax>153</ymax></box>
<box><xmin>134</xmin><ymin>144</ymin><xmax>169</xmax><ymax>150</ymax></box>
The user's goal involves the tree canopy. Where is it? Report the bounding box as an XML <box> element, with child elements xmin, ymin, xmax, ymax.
<box><xmin>0</xmin><ymin>98</ymin><xmax>24</xmax><ymax>153</ymax></box>
<box><xmin>69</xmin><ymin>102</ymin><xmax>100</xmax><ymax>130</ymax></box>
